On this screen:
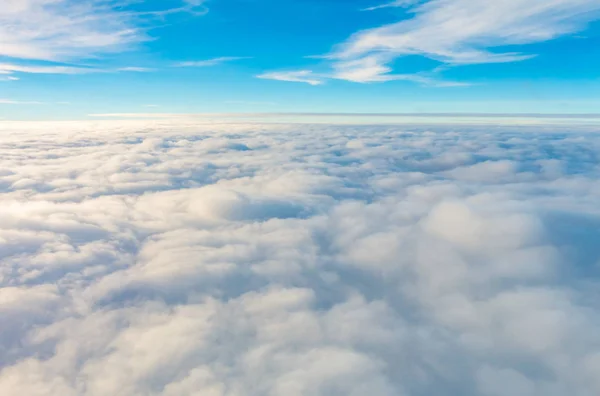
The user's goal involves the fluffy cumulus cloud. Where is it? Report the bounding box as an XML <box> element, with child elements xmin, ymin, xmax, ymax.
<box><xmin>0</xmin><ymin>121</ymin><xmax>599</xmax><ymax>395</ymax></box>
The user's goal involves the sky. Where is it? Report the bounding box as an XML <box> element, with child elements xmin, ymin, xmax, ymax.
<box><xmin>1</xmin><ymin>0</ymin><xmax>600</xmax><ymax>120</ymax></box>
<box><xmin>2</xmin><ymin>2</ymin><xmax>600</xmax><ymax>394</ymax></box>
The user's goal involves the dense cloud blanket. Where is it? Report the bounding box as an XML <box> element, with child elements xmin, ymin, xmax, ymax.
<box><xmin>0</xmin><ymin>122</ymin><xmax>599</xmax><ymax>395</ymax></box>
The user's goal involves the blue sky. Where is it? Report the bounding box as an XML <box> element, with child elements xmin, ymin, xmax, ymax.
<box><xmin>1</xmin><ymin>0</ymin><xmax>600</xmax><ymax>120</ymax></box>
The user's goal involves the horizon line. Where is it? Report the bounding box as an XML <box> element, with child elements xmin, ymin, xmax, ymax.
<box><xmin>85</xmin><ymin>112</ymin><xmax>600</xmax><ymax>119</ymax></box>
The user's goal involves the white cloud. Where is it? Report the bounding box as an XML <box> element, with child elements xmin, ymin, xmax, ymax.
<box><xmin>0</xmin><ymin>0</ymin><xmax>141</xmax><ymax>62</ymax></box>
<box><xmin>0</xmin><ymin>99</ymin><xmax>43</xmax><ymax>105</ymax></box>
<box><xmin>361</xmin><ymin>0</ymin><xmax>422</xmax><ymax>12</ymax></box>
<box><xmin>0</xmin><ymin>63</ymin><xmax>157</xmax><ymax>76</ymax></box>
<box><xmin>333</xmin><ymin>0</ymin><xmax>600</xmax><ymax>81</ymax></box>
<box><xmin>176</xmin><ymin>57</ymin><xmax>252</xmax><ymax>67</ymax></box>
<box><xmin>117</xmin><ymin>67</ymin><xmax>155</xmax><ymax>72</ymax></box>
<box><xmin>258</xmin><ymin>57</ymin><xmax>465</xmax><ymax>86</ymax></box>
<box><xmin>256</xmin><ymin>65</ymin><xmax>466</xmax><ymax>85</ymax></box>
<box><xmin>0</xmin><ymin>121</ymin><xmax>598</xmax><ymax>395</ymax></box>
<box><xmin>157</xmin><ymin>0</ymin><xmax>210</xmax><ymax>16</ymax></box>
<box><xmin>0</xmin><ymin>62</ymin><xmax>94</xmax><ymax>75</ymax></box>
<box><xmin>257</xmin><ymin>70</ymin><xmax>325</xmax><ymax>85</ymax></box>
<box><xmin>330</xmin><ymin>56</ymin><xmax>469</xmax><ymax>85</ymax></box>
<box><xmin>0</xmin><ymin>0</ymin><xmax>208</xmax><ymax>75</ymax></box>
<box><xmin>267</xmin><ymin>0</ymin><xmax>600</xmax><ymax>85</ymax></box>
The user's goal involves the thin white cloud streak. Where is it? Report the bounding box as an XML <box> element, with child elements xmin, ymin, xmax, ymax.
<box><xmin>143</xmin><ymin>0</ymin><xmax>209</xmax><ymax>17</ymax></box>
<box><xmin>257</xmin><ymin>65</ymin><xmax>467</xmax><ymax>86</ymax></box>
<box><xmin>361</xmin><ymin>0</ymin><xmax>422</xmax><ymax>11</ymax></box>
<box><xmin>0</xmin><ymin>99</ymin><xmax>44</xmax><ymax>105</ymax></box>
<box><xmin>175</xmin><ymin>57</ymin><xmax>252</xmax><ymax>67</ymax></box>
<box><xmin>0</xmin><ymin>62</ymin><xmax>95</xmax><ymax>75</ymax></box>
<box><xmin>0</xmin><ymin>63</ymin><xmax>156</xmax><ymax>77</ymax></box>
<box><xmin>0</xmin><ymin>121</ymin><xmax>599</xmax><ymax>395</ymax></box>
<box><xmin>330</xmin><ymin>56</ymin><xmax>469</xmax><ymax>85</ymax></box>
<box><xmin>117</xmin><ymin>66</ymin><xmax>154</xmax><ymax>72</ymax></box>
<box><xmin>257</xmin><ymin>70</ymin><xmax>325</xmax><ymax>85</ymax></box>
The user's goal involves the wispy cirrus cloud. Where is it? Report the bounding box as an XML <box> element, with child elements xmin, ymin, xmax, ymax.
<box><xmin>0</xmin><ymin>99</ymin><xmax>44</xmax><ymax>105</ymax></box>
<box><xmin>0</xmin><ymin>0</ymin><xmax>141</xmax><ymax>63</ymax></box>
<box><xmin>0</xmin><ymin>0</ymin><xmax>208</xmax><ymax>76</ymax></box>
<box><xmin>0</xmin><ymin>63</ymin><xmax>156</xmax><ymax>78</ymax></box>
<box><xmin>265</xmin><ymin>0</ymin><xmax>600</xmax><ymax>85</ymax></box>
<box><xmin>335</xmin><ymin>0</ymin><xmax>600</xmax><ymax>80</ymax></box>
<box><xmin>0</xmin><ymin>63</ymin><xmax>94</xmax><ymax>75</ymax></box>
<box><xmin>257</xmin><ymin>64</ymin><xmax>468</xmax><ymax>86</ymax></box>
<box><xmin>117</xmin><ymin>66</ymin><xmax>155</xmax><ymax>72</ymax></box>
<box><xmin>257</xmin><ymin>70</ymin><xmax>325</xmax><ymax>86</ymax></box>
<box><xmin>361</xmin><ymin>0</ymin><xmax>422</xmax><ymax>11</ymax></box>
<box><xmin>141</xmin><ymin>0</ymin><xmax>209</xmax><ymax>16</ymax></box>
<box><xmin>330</xmin><ymin>56</ymin><xmax>469</xmax><ymax>85</ymax></box>
<box><xmin>175</xmin><ymin>57</ymin><xmax>252</xmax><ymax>67</ymax></box>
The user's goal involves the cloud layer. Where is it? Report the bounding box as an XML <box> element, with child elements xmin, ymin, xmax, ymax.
<box><xmin>0</xmin><ymin>121</ymin><xmax>599</xmax><ymax>395</ymax></box>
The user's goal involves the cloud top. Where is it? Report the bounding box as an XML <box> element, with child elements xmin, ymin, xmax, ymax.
<box><xmin>0</xmin><ymin>121</ymin><xmax>599</xmax><ymax>395</ymax></box>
